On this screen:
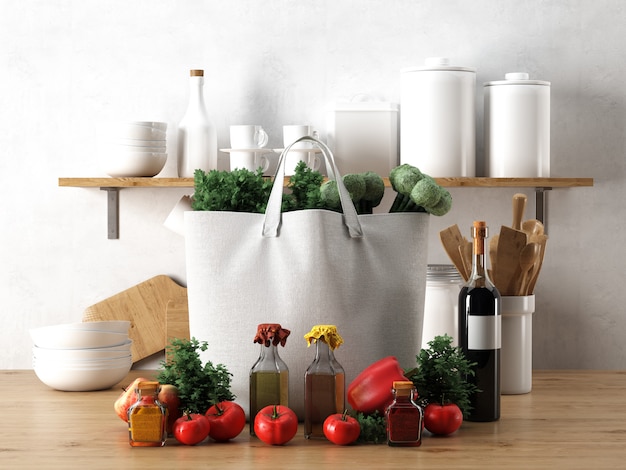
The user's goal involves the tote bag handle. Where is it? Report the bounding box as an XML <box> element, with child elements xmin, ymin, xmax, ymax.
<box><xmin>263</xmin><ymin>136</ymin><xmax>363</xmax><ymax>238</ymax></box>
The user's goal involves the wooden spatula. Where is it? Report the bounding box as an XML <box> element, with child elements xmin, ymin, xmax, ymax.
<box><xmin>526</xmin><ymin>234</ymin><xmax>548</xmax><ymax>294</ymax></box>
<box><xmin>439</xmin><ymin>224</ymin><xmax>469</xmax><ymax>281</ymax></box>
<box><xmin>512</xmin><ymin>193</ymin><xmax>527</xmax><ymax>230</ymax></box>
<box><xmin>495</xmin><ymin>226</ymin><xmax>528</xmax><ymax>295</ymax></box>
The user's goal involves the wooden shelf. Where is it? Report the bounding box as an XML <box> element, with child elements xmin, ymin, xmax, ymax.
<box><xmin>59</xmin><ymin>176</ymin><xmax>593</xmax><ymax>189</ymax></box>
<box><xmin>58</xmin><ymin>177</ymin><xmax>594</xmax><ymax>239</ymax></box>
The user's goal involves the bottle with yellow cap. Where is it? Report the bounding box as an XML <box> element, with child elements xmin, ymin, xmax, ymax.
<box><xmin>127</xmin><ymin>381</ymin><xmax>167</xmax><ymax>447</ymax></box>
<box><xmin>303</xmin><ymin>325</ymin><xmax>345</xmax><ymax>439</ymax></box>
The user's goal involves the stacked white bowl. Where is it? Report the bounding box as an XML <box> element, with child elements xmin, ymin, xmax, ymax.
<box><xmin>102</xmin><ymin>121</ymin><xmax>168</xmax><ymax>177</ymax></box>
<box><xmin>30</xmin><ymin>321</ymin><xmax>133</xmax><ymax>391</ymax></box>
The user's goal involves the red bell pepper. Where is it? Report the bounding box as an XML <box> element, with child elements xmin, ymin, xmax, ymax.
<box><xmin>347</xmin><ymin>356</ymin><xmax>409</xmax><ymax>415</ymax></box>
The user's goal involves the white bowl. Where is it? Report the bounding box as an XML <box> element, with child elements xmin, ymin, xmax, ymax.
<box><xmin>48</xmin><ymin>321</ymin><xmax>131</xmax><ymax>335</ymax></box>
<box><xmin>34</xmin><ymin>361</ymin><xmax>132</xmax><ymax>391</ymax></box>
<box><xmin>30</xmin><ymin>326</ymin><xmax>129</xmax><ymax>350</ymax></box>
<box><xmin>125</xmin><ymin>121</ymin><xmax>168</xmax><ymax>131</ymax></box>
<box><xmin>107</xmin><ymin>123</ymin><xmax>167</xmax><ymax>141</ymax></box>
<box><xmin>114</xmin><ymin>138</ymin><xmax>167</xmax><ymax>148</ymax></box>
<box><xmin>33</xmin><ymin>354</ymin><xmax>132</xmax><ymax>369</ymax></box>
<box><xmin>33</xmin><ymin>338</ymin><xmax>132</xmax><ymax>355</ymax></box>
<box><xmin>113</xmin><ymin>145</ymin><xmax>167</xmax><ymax>153</ymax></box>
<box><xmin>102</xmin><ymin>152</ymin><xmax>167</xmax><ymax>177</ymax></box>
<box><xmin>33</xmin><ymin>345</ymin><xmax>131</xmax><ymax>361</ymax></box>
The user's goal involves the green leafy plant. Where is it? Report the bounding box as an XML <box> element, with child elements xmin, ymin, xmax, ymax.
<box><xmin>157</xmin><ymin>337</ymin><xmax>234</xmax><ymax>414</ymax></box>
<box><xmin>405</xmin><ymin>334</ymin><xmax>478</xmax><ymax>418</ymax></box>
<box><xmin>282</xmin><ymin>160</ymin><xmax>325</xmax><ymax>211</ymax></box>
<box><xmin>192</xmin><ymin>168</ymin><xmax>273</xmax><ymax>213</ymax></box>
<box><xmin>354</xmin><ymin>411</ymin><xmax>387</xmax><ymax>444</ymax></box>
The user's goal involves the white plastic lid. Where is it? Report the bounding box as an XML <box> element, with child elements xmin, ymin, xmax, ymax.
<box><xmin>484</xmin><ymin>72</ymin><xmax>550</xmax><ymax>87</ymax></box>
<box><xmin>402</xmin><ymin>57</ymin><xmax>475</xmax><ymax>73</ymax></box>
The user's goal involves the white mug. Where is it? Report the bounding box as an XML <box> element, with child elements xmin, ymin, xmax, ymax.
<box><xmin>230</xmin><ymin>151</ymin><xmax>270</xmax><ymax>173</ymax></box>
<box><xmin>282</xmin><ymin>125</ymin><xmax>321</xmax><ymax>175</ymax></box>
<box><xmin>283</xmin><ymin>125</ymin><xmax>315</xmax><ymax>149</ymax></box>
<box><xmin>230</xmin><ymin>125</ymin><xmax>268</xmax><ymax>149</ymax></box>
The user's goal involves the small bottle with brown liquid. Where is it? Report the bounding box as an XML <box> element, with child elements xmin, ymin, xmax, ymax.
<box><xmin>249</xmin><ymin>323</ymin><xmax>290</xmax><ymax>436</ymax></box>
<box><xmin>304</xmin><ymin>325</ymin><xmax>345</xmax><ymax>439</ymax></box>
<box><xmin>127</xmin><ymin>381</ymin><xmax>167</xmax><ymax>447</ymax></box>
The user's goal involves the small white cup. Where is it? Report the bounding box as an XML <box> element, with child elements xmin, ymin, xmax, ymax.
<box><xmin>229</xmin><ymin>151</ymin><xmax>270</xmax><ymax>173</ymax></box>
<box><xmin>230</xmin><ymin>125</ymin><xmax>268</xmax><ymax>149</ymax></box>
<box><xmin>282</xmin><ymin>125</ymin><xmax>321</xmax><ymax>175</ymax></box>
<box><xmin>283</xmin><ymin>125</ymin><xmax>315</xmax><ymax>149</ymax></box>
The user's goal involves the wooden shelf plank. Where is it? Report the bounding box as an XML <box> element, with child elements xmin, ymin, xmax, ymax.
<box><xmin>59</xmin><ymin>176</ymin><xmax>594</xmax><ymax>189</ymax></box>
<box><xmin>58</xmin><ymin>177</ymin><xmax>195</xmax><ymax>188</ymax></box>
<box><xmin>58</xmin><ymin>176</ymin><xmax>593</xmax><ymax>239</ymax></box>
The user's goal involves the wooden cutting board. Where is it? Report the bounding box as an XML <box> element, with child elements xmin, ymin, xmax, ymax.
<box><xmin>82</xmin><ymin>275</ymin><xmax>187</xmax><ymax>363</ymax></box>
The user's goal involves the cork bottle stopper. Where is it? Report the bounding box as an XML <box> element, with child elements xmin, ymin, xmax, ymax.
<box><xmin>190</xmin><ymin>69</ymin><xmax>204</xmax><ymax>77</ymax></box>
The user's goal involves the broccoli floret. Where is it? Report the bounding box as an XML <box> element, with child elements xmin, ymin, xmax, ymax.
<box><xmin>342</xmin><ymin>173</ymin><xmax>366</xmax><ymax>204</ymax></box>
<box><xmin>358</xmin><ymin>171</ymin><xmax>386</xmax><ymax>214</ymax></box>
<box><xmin>388</xmin><ymin>164</ymin><xmax>452</xmax><ymax>216</ymax></box>
<box><xmin>389</xmin><ymin>164</ymin><xmax>423</xmax><ymax>195</ymax></box>
<box><xmin>320</xmin><ymin>180</ymin><xmax>341</xmax><ymax>211</ymax></box>
<box><xmin>410</xmin><ymin>175</ymin><xmax>442</xmax><ymax>208</ymax></box>
<box><xmin>427</xmin><ymin>188</ymin><xmax>452</xmax><ymax>216</ymax></box>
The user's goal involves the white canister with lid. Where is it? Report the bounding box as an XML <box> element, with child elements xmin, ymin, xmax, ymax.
<box><xmin>421</xmin><ymin>264</ymin><xmax>463</xmax><ymax>350</ymax></box>
<box><xmin>400</xmin><ymin>57</ymin><xmax>476</xmax><ymax>177</ymax></box>
<box><xmin>484</xmin><ymin>73</ymin><xmax>550</xmax><ymax>177</ymax></box>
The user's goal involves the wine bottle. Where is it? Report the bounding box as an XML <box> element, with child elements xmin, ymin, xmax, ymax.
<box><xmin>177</xmin><ymin>69</ymin><xmax>217</xmax><ymax>177</ymax></box>
<box><xmin>458</xmin><ymin>220</ymin><xmax>501</xmax><ymax>422</ymax></box>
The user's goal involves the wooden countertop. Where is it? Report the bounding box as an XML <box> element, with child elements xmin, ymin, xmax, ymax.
<box><xmin>2</xmin><ymin>370</ymin><xmax>625</xmax><ymax>469</ymax></box>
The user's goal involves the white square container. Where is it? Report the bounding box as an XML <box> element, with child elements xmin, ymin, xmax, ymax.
<box><xmin>326</xmin><ymin>101</ymin><xmax>399</xmax><ymax>176</ymax></box>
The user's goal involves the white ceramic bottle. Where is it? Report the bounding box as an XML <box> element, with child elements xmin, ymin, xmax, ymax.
<box><xmin>400</xmin><ymin>57</ymin><xmax>476</xmax><ymax>177</ymax></box>
<box><xmin>177</xmin><ymin>69</ymin><xmax>217</xmax><ymax>177</ymax></box>
<box><xmin>484</xmin><ymin>73</ymin><xmax>550</xmax><ymax>177</ymax></box>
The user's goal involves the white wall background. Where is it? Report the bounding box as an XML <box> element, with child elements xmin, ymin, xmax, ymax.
<box><xmin>1</xmin><ymin>0</ymin><xmax>623</xmax><ymax>370</ymax></box>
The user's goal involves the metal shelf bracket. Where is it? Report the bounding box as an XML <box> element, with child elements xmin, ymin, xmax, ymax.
<box><xmin>535</xmin><ymin>187</ymin><xmax>552</xmax><ymax>233</ymax></box>
<box><xmin>101</xmin><ymin>188</ymin><xmax>120</xmax><ymax>239</ymax></box>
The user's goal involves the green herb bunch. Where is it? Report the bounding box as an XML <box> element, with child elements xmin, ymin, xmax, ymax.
<box><xmin>282</xmin><ymin>160</ymin><xmax>325</xmax><ymax>211</ymax></box>
<box><xmin>406</xmin><ymin>334</ymin><xmax>478</xmax><ymax>418</ymax></box>
<box><xmin>157</xmin><ymin>337</ymin><xmax>234</xmax><ymax>414</ymax></box>
<box><xmin>192</xmin><ymin>168</ymin><xmax>273</xmax><ymax>213</ymax></box>
<box><xmin>355</xmin><ymin>411</ymin><xmax>387</xmax><ymax>444</ymax></box>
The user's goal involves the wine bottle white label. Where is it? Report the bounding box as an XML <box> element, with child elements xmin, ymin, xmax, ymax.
<box><xmin>468</xmin><ymin>314</ymin><xmax>501</xmax><ymax>350</ymax></box>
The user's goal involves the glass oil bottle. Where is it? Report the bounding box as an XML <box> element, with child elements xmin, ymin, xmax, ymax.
<box><xmin>249</xmin><ymin>323</ymin><xmax>290</xmax><ymax>435</ymax></box>
<box><xmin>304</xmin><ymin>324</ymin><xmax>345</xmax><ymax>439</ymax></box>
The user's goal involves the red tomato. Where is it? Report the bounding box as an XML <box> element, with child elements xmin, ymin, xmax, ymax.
<box><xmin>205</xmin><ymin>401</ymin><xmax>246</xmax><ymax>442</ymax></box>
<box><xmin>253</xmin><ymin>405</ymin><xmax>298</xmax><ymax>445</ymax></box>
<box><xmin>173</xmin><ymin>412</ymin><xmax>211</xmax><ymax>445</ymax></box>
<box><xmin>323</xmin><ymin>411</ymin><xmax>360</xmax><ymax>445</ymax></box>
<box><xmin>424</xmin><ymin>403</ymin><xmax>463</xmax><ymax>435</ymax></box>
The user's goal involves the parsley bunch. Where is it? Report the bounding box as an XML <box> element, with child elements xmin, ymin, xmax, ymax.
<box><xmin>355</xmin><ymin>411</ymin><xmax>387</xmax><ymax>444</ymax></box>
<box><xmin>157</xmin><ymin>338</ymin><xmax>234</xmax><ymax>414</ymax></box>
<box><xmin>405</xmin><ymin>334</ymin><xmax>478</xmax><ymax>418</ymax></box>
<box><xmin>192</xmin><ymin>168</ymin><xmax>273</xmax><ymax>213</ymax></box>
<box><xmin>282</xmin><ymin>160</ymin><xmax>325</xmax><ymax>211</ymax></box>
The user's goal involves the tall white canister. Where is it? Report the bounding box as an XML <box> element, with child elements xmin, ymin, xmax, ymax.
<box><xmin>484</xmin><ymin>73</ymin><xmax>550</xmax><ymax>177</ymax></box>
<box><xmin>421</xmin><ymin>264</ymin><xmax>463</xmax><ymax>350</ymax></box>
<box><xmin>400</xmin><ymin>57</ymin><xmax>476</xmax><ymax>177</ymax></box>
